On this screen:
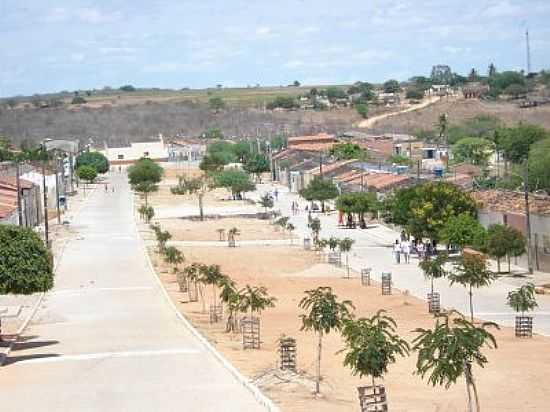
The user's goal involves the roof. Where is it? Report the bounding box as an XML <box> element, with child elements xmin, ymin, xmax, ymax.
<box><xmin>0</xmin><ymin>176</ymin><xmax>34</xmax><ymax>190</ymax></box>
<box><xmin>352</xmin><ymin>173</ymin><xmax>410</xmax><ymax>190</ymax></box>
<box><xmin>472</xmin><ymin>190</ymin><xmax>550</xmax><ymax>216</ymax></box>
<box><xmin>308</xmin><ymin>159</ymin><xmax>357</xmax><ymax>176</ymax></box>
<box><xmin>286</xmin><ymin>143</ymin><xmax>335</xmax><ymax>152</ymax></box>
<box><xmin>287</xmin><ymin>133</ymin><xmax>336</xmax><ymax>146</ymax></box>
<box><xmin>169</xmin><ymin>138</ymin><xmax>205</xmax><ymax>146</ymax></box>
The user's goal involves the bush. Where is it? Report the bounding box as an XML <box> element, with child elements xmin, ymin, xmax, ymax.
<box><xmin>266</xmin><ymin>96</ymin><xmax>298</xmax><ymax>110</ymax></box>
<box><xmin>76</xmin><ymin>151</ymin><xmax>110</xmax><ymax>174</ymax></box>
<box><xmin>0</xmin><ymin>225</ymin><xmax>54</xmax><ymax>294</ymax></box>
<box><xmin>406</xmin><ymin>88</ymin><xmax>424</xmax><ymax>100</ymax></box>
<box><xmin>71</xmin><ymin>96</ymin><xmax>87</xmax><ymax>105</ymax></box>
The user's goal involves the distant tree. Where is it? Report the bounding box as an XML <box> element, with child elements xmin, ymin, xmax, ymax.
<box><xmin>355</xmin><ymin>103</ymin><xmax>369</xmax><ymax>119</ymax></box>
<box><xmin>213</xmin><ymin>169</ymin><xmax>255</xmax><ymax>199</ymax></box>
<box><xmin>504</xmin><ymin>83</ymin><xmax>527</xmax><ymax>98</ymax></box>
<box><xmin>270</xmin><ymin>135</ymin><xmax>287</xmax><ymax>151</ymax></box>
<box><xmin>258</xmin><ymin>193</ymin><xmax>274</xmax><ymax>214</ymax></box>
<box><xmin>383</xmin><ymin>79</ymin><xmax>400</xmax><ymax>94</ymax></box>
<box><xmin>347</xmin><ymin>81</ymin><xmax>375</xmax><ymax>100</ymax></box>
<box><xmin>299</xmin><ymin>286</ymin><xmax>354</xmax><ymax>394</ymax></box>
<box><xmin>499</xmin><ymin>123</ymin><xmax>549</xmax><ymax>164</ymax></box>
<box><xmin>488</xmin><ymin>71</ymin><xmax>525</xmax><ymax>96</ymax></box>
<box><xmin>243</xmin><ymin>154</ymin><xmax>270</xmax><ymax>181</ymax></box>
<box><xmin>6</xmin><ymin>99</ymin><xmax>17</xmax><ymax>109</ymax></box>
<box><xmin>119</xmin><ymin>85</ymin><xmax>136</xmax><ymax>92</ymax></box>
<box><xmin>330</xmin><ymin>143</ymin><xmax>366</xmax><ymax>160</ymax></box>
<box><xmin>430</xmin><ymin>65</ymin><xmax>453</xmax><ymax>84</ymax></box>
<box><xmin>413</xmin><ymin>312</ymin><xmax>498</xmax><ymax>412</ymax></box>
<box><xmin>76</xmin><ymin>165</ymin><xmax>97</xmax><ymax>187</ymax></box>
<box><xmin>406</xmin><ymin>88</ymin><xmax>425</xmax><ymax>100</ymax></box>
<box><xmin>409</xmin><ymin>76</ymin><xmax>432</xmax><ymax>91</ymax></box>
<box><xmin>76</xmin><ymin>151</ymin><xmax>110</xmax><ymax>174</ymax></box>
<box><xmin>0</xmin><ymin>225</ymin><xmax>54</xmax><ymax>294</ymax></box>
<box><xmin>486</xmin><ymin>224</ymin><xmax>526</xmax><ymax>273</ymax></box>
<box><xmin>439</xmin><ymin>213</ymin><xmax>487</xmax><ymax>251</ymax></box>
<box><xmin>171</xmin><ymin>175</ymin><xmax>211</xmax><ymax>220</ymax></box>
<box><xmin>202</xmin><ymin>127</ymin><xmax>224</xmax><ymax>139</ymax></box>
<box><xmin>452</xmin><ymin>137</ymin><xmax>494</xmax><ymax>166</ymax></box>
<box><xmin>335</xmin><ymin>192</ymin><xmax>377</xmax><ymax>226</ymax></box>
<box><xmin>309</xmin><ymin>217</ymin><xmax>321</xmax><ymax>242</ymax></box>
<box><xmin>266</xmin><ymin>96</ymin><xmax>298</xmax><ymax>110</ymax></box>
<box><xmin>387</xmin><ymin>154</ymin><xmax>412</xmax><ymax>166</ymax></box>
<box><xmin>300</xmin><ymin>177</ymin><xmax>339</xmax><ymax>212</ymax></box>
<box><xmin>468</xmin><ymin>68</ymin><xmax>478</xmax><ymax>82</ymax></box>
<box><xmin>339</xmin><ymin>237</ymin><xmax>355</xmax><ymax>279</ymax></box>
<box><xmin>449</xmin><ymin>253</ymin><xmax>496</xmax><ymax>322</ymax></box>
<box><xmin>71</xmin><ymin>96</ymin><xmax>87</xmax><ymax>104</ymax></box>
<box><xmin>293</xmin><ymin>80</ymin><xmax>301</xmax><ymax>87</ymax></box>
<box><xmin>218</xmin><ymin>276</ymin><xmax>241</xmax><ymax>332</ymax></box>
<box><xmin>138</xmin><ymin>204</ymin><xmax>155</xmax><ymax>223</ymax></box>
<box><xmin>488</xmin><ymin>63</ymin><xmax>497</xmax><ymax>78</ymax></box>
<box><xmin>340</xmin><ymin>310</ymin><xmax>409</xmax><ymax>390</ymax></box>
<box><xmin>325</xmin><ymin>86</ymin><xmax>347</xmax><ymax>102</ymax></box>
<box><xmin>232</xmin><ymin>140</ymin><xmax>251</xmax><ymax>162</ymax></box>
<box><xmin>239</xmin><ymin>285</ymin><xmax>276</xmax><ymax>320</ymax></box>
<box><xmin>127</xmin><ymin>158</ymin><xmax>163</xmax><ymax>206</ymax></box>
<box><xmin>208</xmin><ymin>96</ymin><xmax>226</xmax><ymax>112</ymax></box>
<box><xmin>419</xmin><ymin>252</ymin><xmax>448</xmax><ymax>297</ymax></box>
<box><xmin>163</xmin><ymin>246</ymin><xmax>184</xmax><ymax>273</ymax></box>
<box><xmin>528</xmin><ymin>138</ymin><xmax>550</xmax><ymax>192</ymax></box>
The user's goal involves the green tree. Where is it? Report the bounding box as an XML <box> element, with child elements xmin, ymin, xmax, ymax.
<box><xmin>0</xmin><ymin>225</ymin><xmax>54</xmax><ymax>294</ymax></box>
<box><xmin>309</xmin><ymin>217</ymin><xmax>321</xmax><ymax>242</ymax></box>
<box><xmin>528</xmin><ymin>138</ymin><xmax>550</xmax><ymax>192</ymax></box>
<box><xmin>232</xmin><ymin>140</ymin><xmax>252</xmax><ymax>162</ymax></box>
<box><xmin>486</xmin><ymin>224</ymin><xmax>526</xmax><ymax>273</ymax></box>
<box><xmin>406</xmin><ymin>88</ymin><xmax>424</xmax><ymax>100</ymax></box>
<box><xmin>413</xmin><ymin>312</ymin><xmax>498</xmax><ymax>412</ymax></box>
<box><xmin>299</xmin><ymin>287</ymin><xmax>354</xmax><ymax>394</ymax></box>
<box><xmin>340</xmin><ymin>310</ymin><xmax>409</xmax><ymax>389</ymax></box>
<box><xmin>267</xmin><ymin>96</ymin><xmax>298</xmax><ymax>109</ymax></box>
<box><xmin>383</xmin><ymin>79</ymin><xmax>400</xmax><ymax>93</ymax></box>
<box><xmin>488</xmin><ymin>71</ymin><xmax>525</xmax><ymax>96</ymax></box>
<box><xmin>183</xmin><ymin>263</ymin><xmax>206</xmax><ymax>311</ymax></box>
<box><xmin>438</xmin><ymin>213</ymin><xmax>487</xmax><ymax>251</ymax></box>
<box><xmin>76</xmin><ymin>165</ymin><xmax>97</xmax><ymax>189</ymax></box>
<box><xmin>239</xmin><ymin>285</ymin><xmax>276</xmax><ymax>318</ymax></box>
<box><xmin>76</xmin><ymin>151</ymin><xmax>110</xmax><ymax>174</ymax></box>
<box><xmin>208</xmin><ymin>96</ymin><xmax>226</xmax><ymax>112</ymax></box>
<box><xmin>325</xmin><ymin>86</ymin><xmax>347</xmax><ymax>102</ymax></box>
<box><xmin>202</xmin><ymin>127</ymin><xmax>224</xmax><ymax>139</ymax></box>
<box><xmin>419</xmin><ymin>252</ymin><xmax>448</xmax><ymax>297</ymax></box>
<box><xmin>138</xmin><ymin>205</ymin><xmax>155</xmax><ymax>223</ymax></box>
<box><xmin>339</xmin><ymin>238</ymin><xmax>355</xmax><ymax>279</ymax></box>
<box><xmin>171</xmin><ymin>175</ymin><xmax>211</xmax><ymax>220</ymax></box>
<box><xmin>449</xmin><ymin>254</ymin><xmax>496</xmax><ymax>321</ymax></box>
<box><xmin>199</xmin><ymin>264</ymin><xmax>225</xmax><ymax>308</ymax></box>
<box><xmin>499</xmin><ymin>123</ymin><xmax>549</xmax><ymax>164</ymax></box>
<box><xmin>119</xmin><ymin>85</ymin><xmax>136</xmax><ymax>92</ymax></box>
<box><xmin>385</xmin><ymin>182</ymin><xmax>478</xmax><ymax>241</ymax></box>
<box><xmin>127</xmin><ymin>158</ymin><xmax>163</xmax><ymax>206</ymax></box>
<box><xmin>213</xmin><ymin>169</ymin><xmax>255</xmax><ymax>199</ymax></box>
<box><xmin>258</xmin><ymin>193</ymin><xmax>274</xmax><ymax>214</ymax></box>
<box><xmin>218</xmin><ymin>276</ymin><xmax>241</xmax><ymax>332</ymax></box>
<box><xmin>300</xmin><ymin>177</ymin><xmax>339</xmax><ymax>212</ymax></box>
<box><xmin>336</xmin><ymin>192</ymin><xmax>376</xmax><ymax>225</ymax></box>
<box><xmin>163</xmin><ymin>246</ymin><xmax>184</xmax><ymax>273</ymax></box>
<box><xmin>199</xmin><ymin>152</ymin><xmax>227</xmax><ymax>172</ymax></box>
<box><xmin>330</xmin><ymin>143</ymin><xmax>367</xmax><ymax>160</ymax></box>
<box><xmin>507</xmin><ymin>283</ymin><xmax>537</xmax><ymax>317</ymax></box>
<box><xmin>71</xmin><ymin>96</ymin><xmax>87</xmax><ymax>104</ymax></box>
<box><xmin>452</xmin><ymin>138</ymin><xmax>494</xmax><ymax>166</ymax></box>
<box><xmin>355</xmin><ymin>103</ymin><xmax>369</xmax><ymax>119</ymax></box>
<box><xmin>243</xmin><ymin>154</ymin><xmax>270</xmax><ymax>181</ymax></box>
<box><xmin>387</xmin><ymin>154</ymin><xmax>412</xmax><ymax>166</ymax></box>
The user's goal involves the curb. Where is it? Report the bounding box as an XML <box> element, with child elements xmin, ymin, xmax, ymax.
<box><xmin>133</xmin><ymin>195</ymin><xmax>280</xmax><ymax>412</ymax></box>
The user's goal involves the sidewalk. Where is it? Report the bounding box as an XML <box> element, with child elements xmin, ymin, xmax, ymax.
<box><xmin>255</xmin><ymin>183</ymin><xmax>550</xmax><ymax>336</ymax></box>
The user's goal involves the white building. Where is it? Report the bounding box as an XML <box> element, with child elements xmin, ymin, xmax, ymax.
<box><xmin>102</xmin><ymin>134</ymin><xmax>169</xmax><ymax>165</ymax></box>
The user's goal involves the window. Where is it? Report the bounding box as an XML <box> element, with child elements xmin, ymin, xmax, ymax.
<box><xmin>117</xmin><ymin>154</ymin><xmax>124</xmax><ymax>160</ymax></box>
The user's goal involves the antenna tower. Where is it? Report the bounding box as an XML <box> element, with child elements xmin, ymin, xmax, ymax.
<box><xmin>526</xmin><ymin>29</ymin><xmax>531</xmax><ymax>74</ymax></box>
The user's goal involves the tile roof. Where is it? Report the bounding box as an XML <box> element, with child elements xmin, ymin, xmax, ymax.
<box><xmin>471</xmin><ymin>190</ymin><xmax>550</xmax><ymax>216</ymax></box>
<box><xmin>308</xmin><ymin>159</ymin><xmax>356</xmax><ymax>175</ymax></box>
<box><xmin>349</xmin><ymin>173</ymin><xmax>410</xmax><ymax>190</ymax></box>
<box><xmin>287</xmin><ymin>133</ymin><xmax>335</xmax><ymax>145</ymax></box>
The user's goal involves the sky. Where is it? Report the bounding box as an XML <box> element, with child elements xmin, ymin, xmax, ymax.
<box><xmin>1</xmin><ymin>0</ymin><xmax>550</xmax><ymax>97</ymax></box>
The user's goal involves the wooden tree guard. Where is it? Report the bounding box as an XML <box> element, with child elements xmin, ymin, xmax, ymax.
<box><xmin>217</xmin><ymin>229</ymin><xmax>226</xmax><ymax>241</ymax></box>
<box><xmin>228</xmin><ymin>238</ymin><xmax>236</xmax><ymax>248</ymax></box>
<box><xmin>381</xmin><ymin>272</ymin><xmax>392</xmax><ymax>295</ymax></box>
<box><xmin>187</xmin><ymin>281</ymin><xmax>198</xmax><ymax>302</ymax></box>
<box><xmin>515</xmin><ymin>315</ymin><xmax>533</xmax><ymax>338</ymax></box>
<box><xmin>357</xmin><ymin>385</ymin><xmax>388</xmax><ymax>412</ymax></box>
<box><xmin>176</xmin><ymin>274</ymin><xmax>188</xmax><ymax>293</ymax></box>
<box><xmin>209</xmin><ymin>304</ymin><xmax>223</xmax><ymax>324</ymax></box>
<box><xmin>327</xmin><ymin>252</ymin><xmax>342</xmax><ymax>266</ymax></box>
<box><xmin>427</xmin><ymin>292</ymin><xmax>440</xmax><ymax>314</ymax></box>
<box><xmin>303</xmin><ymin>238</ymin><xmax>311</xmax><ymax>250</ymax></box>
<box><xmin>361</xmin><ymin>268</ymin><xmax>372</xmax><ymax>286</ymax></box>
<box><xmin>242</xmin><ymin>316</ymin><xmax>261</xmax><ymax>349</ymax></box>
<box><xmin>279</xmin><ymin>337</ymin><xmax>297</xmax><ymax>371</ymax></box>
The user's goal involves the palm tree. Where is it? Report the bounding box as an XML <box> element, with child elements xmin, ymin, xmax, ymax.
<box><xmin>228</xmin><ymin>227</ymin><xmax>240</xmax><ymax>247</ymax></box>
<box><xmin>339</xmin><ymin>237</ymin><xmax>355</xmax><ymax>279</ymax></box>
<box><xmin>413</xmin><ymin>311</ymin><xmax>499</xmax><ymax>412</ymax></box>
<box><xmin>449</xmin><ymin>254</ymin><xmax>496</xmax><ymax>322</ymax></box>
<box><xmin>162</xmin><ymin>246</ymin><xmax>184</xmax><ymax>273</ymax></box>
<box><xmin>419</xmin><ymin>252</ymin><xmax>448</xmax><ymax>297</ymax></box>
<box><xmin>340</xmin><ymin>310</ymin><xmax>409</xmax><ymax>394</ymax></box>
<box><xmin>299</xmin><ymin>286</ymin><xmax>354</xmax><ymax>394</ymax></box>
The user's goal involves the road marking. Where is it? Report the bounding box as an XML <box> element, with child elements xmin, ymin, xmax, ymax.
<box><xmin>50</xmin><ymin>286</ymin><xmax>154</xmax><ymax>296</ymax></box>
<box><xmin>16</xmin><ymin>348</ymin><xmax>200</xmax><ymax>364</ymax></box>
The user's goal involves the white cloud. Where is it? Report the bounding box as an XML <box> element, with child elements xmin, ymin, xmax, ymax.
<box><xmin>77</xmin><ymin>8</ymin><xmax>120</xmax><ymax>24</ymax></box>
<box><xmin>484</xmin><ymin>1</ymin><xmax>523</xmax><ymax>17</ymax></box>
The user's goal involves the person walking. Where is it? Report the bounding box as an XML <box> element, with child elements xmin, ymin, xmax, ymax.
<box><xmin>401</xmin><ymin>239</ymin><xmax>411</xmax><ymax>264</ymax></box>
<box><xmin>393</xmin><ymin>240</ymin><xmax>401</xmax><ymax>264</ymax></box>
<box><xmin>417</xmin><ymin>241</ymin><xmax>425</xmax><ymax>260</ymax></box>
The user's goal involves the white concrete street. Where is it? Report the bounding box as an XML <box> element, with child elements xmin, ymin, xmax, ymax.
<box><xmin>254</xmin><ymin>183</ymin><xmax>550</xmax><ymax>336</ymax></box>
<box><xmin>0</xmin><ymin>172</ymin><xmax>268</xmax><ymax>412</ymax></box>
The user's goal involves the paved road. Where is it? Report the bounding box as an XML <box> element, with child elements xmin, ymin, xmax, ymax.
<box><xmin>253</xmin><ymin>184</ymin><xmax>550</xmax><ymax>336</ymax></box>
<box><xmin>0</xmin><ymin>172</ymin><xmax>268</xmax><ymax>412</ymax></box>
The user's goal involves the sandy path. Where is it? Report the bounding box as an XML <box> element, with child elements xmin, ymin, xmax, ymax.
<box><xmin>357</xmin><ymin>96</ymin><xmax>441</xmax><ymax>128</ymax></box>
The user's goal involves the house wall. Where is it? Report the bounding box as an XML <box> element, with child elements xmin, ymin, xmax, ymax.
<box><xmin>478</xmin><ymin>209</ymin><xmax>550</xmax><ymax>273</ymax></box>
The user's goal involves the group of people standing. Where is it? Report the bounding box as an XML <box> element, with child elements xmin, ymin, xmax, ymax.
<box><xmin>393</xmin><ymin>231</ymin><xmax>435</xmax><ymax>264</ymax></box>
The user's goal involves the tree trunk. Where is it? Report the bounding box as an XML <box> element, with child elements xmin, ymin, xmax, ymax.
<box><xmin>321</xmin><ymin>201</ymin><xmax>325</xmax><ymax>213</ymax></box>
<box><xmin>469</xmin><ymin>286</ymin><xmax>474</xmax><ymax>323</ymax></box>
<box><xmin>145</xmin><ymin>191</ymin><xmax>148</xmax><ymax>207</ymax></box>
<box><xmin>464</xmin><ymin>361</ymin><xmax>480</xmax><ymax>412</ymax></box>
<box><xmin>346</xmin><ymin>254</ymin><xmax>350</xmax><ymax>279</ymax></box>
<box><xmin>507</xmin><ymin>255</ymin><xmax>511</xmax><ymax>273</ymax></box>
<box><xmin>431</xmin><ymin>278</ymin><xmax>434</xmax><ymax>296</ymax></box>
<box><xmin>497</xmin><ymin>257</ymin><xmax>501</xmax><ymax>274</ymax></box>
<box><xmin>199</xmin><ymin>285</ymin><xmax>205</xmax><ymax>313</ymax></box>
<box><xmin>199</xmin><ymin>193</ymin><xmax>204</xmax><ymax>221</ymax></box>
<box><xmin>316</xmin><ymin>332</ymin><xmax>323</xmax><ymax>394</ymax></box>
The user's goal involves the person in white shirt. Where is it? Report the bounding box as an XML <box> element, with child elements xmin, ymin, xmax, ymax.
<box><xmin>401</xmin><ymin>240</ymin><xmax>411</xmax><ymax>263</ymax></box>
<box><xmin>417</xmin><ymin>241</ymin><xmax>425</xmax><ymax>260</ymax></box>
<box><xmin>393</xmin><ymin>240</ymin><xmax>401</xmax><ymax>264</ymax></box>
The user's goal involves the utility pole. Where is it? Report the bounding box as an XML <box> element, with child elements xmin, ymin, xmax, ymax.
<box><xmin>42</xmin><ymin>157</ymin><xmax>50</xmax><ymax>248</ymax></box>
<box><xmin>526</xmin><ymin>29</ymin><xmax>532</xmax><ymax>74</ymax></box>
<box><xmin>55</xmin><ymin>156</ymin><xmax>61</xmax><ymax>224</ymax></box>
<box><xmin>15</xmin><ymin>161</ymin><xmax>23</xmax><ymax>226</ymax></box>
<box><xmin>524</xmin><ymin>163</ymin><xmax>533</xmax><ymax>274</ymax></box>
<box><xmin>319</xmin><ymin>152</ymin><xmax>323</xmax><ymax>178</ymax></box>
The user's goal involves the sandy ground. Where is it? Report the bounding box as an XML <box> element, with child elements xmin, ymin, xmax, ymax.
<box><xmin>146</xmin><ymin>224</ymin><xmax>550</xmax><ymax>412</ymax></box>
<box><xmin>154</xmin><ymin>217</ymin><xmax>295</xmax><ymax>242</ymax></box>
